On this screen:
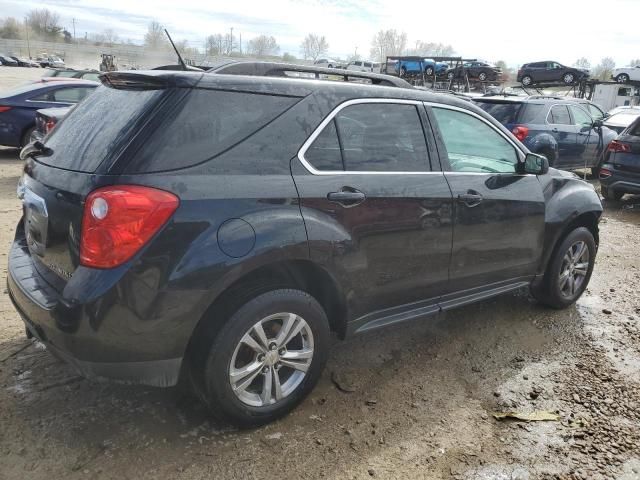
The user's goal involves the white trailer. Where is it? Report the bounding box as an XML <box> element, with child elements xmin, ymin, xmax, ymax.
<box><xmin>591</xmin><ymin>84</ymin><xmax>640</xmax><ymax>112</ymax></box>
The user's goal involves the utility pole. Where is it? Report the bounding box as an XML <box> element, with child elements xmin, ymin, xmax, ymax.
<box><xmin>24</xmin><ymin>17</ymin><xmax>31</xmax><ymax>58</ymax></box>
<box><xmin>229</xmin><ymin>27</ymin><xmax>233</xmax><ymax>55</ymax></box>
<box><xmin>72</xmin><ymin>18</ymin><xmax>76</xmax><ymax>43</ymax></box>
<box><xmin>239</xmin><ymin>32</ymin><xmax>242</xmax><ymax>56</ymax></box>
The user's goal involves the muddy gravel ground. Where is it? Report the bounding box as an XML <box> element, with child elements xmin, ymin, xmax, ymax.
<box><xmin>1</xmin><ymin>71</ymin><xmax>640</xmax><ymax>479</ymax></box>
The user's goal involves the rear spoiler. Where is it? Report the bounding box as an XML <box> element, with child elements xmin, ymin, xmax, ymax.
<box><xmin>99</xmin><ymin>71</ymin><xmax>202</xmax><ymax>90</ymax></box>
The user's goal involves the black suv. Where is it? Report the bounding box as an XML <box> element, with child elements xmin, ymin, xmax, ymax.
<box><xmin>9</xmin><ymin>62</ymin><xmax>602</xmax><ymax>427</ymax></box>
<box><xmin>474</xmin><ymin>95</ymin><xmax>616</xmax><ymax>174</ymax></box>
<box><xmin>517</xmin><ymin>61</ymin><xmax>590</xmax><ymax>86</ymax></box>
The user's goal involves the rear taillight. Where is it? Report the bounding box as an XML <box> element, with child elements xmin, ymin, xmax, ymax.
<box><xmin>0</xmin><ymin>106</ymin><xmax>11</xmax><ymax>113</ymax></box>
<box><xmin>607</xmin><ymin>140</ymin><xmax>631</xmax><ymax>153</ymax></box>
<box><xmin>512</xmin><ymin>125</ymin><xmax>529</xmax><ymax>142</ymax></box>
<box><xmin>80</xmin><ymin>185</ymin><xmax>179</xmax><ymax>269</ymax></box>
<box><xmin>44</xmin><ymin>119</ymin><xmax>56</xmax><ymax>133</ymax></box>
<box><xmin>599</xmin><ymin>168</ymin><xmax>613</xmax><ymax>179</ymax></box>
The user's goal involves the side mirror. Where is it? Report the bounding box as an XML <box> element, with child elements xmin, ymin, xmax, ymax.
<box><xmin>593</xmin><ymin>118</ymin><xmax>604</xmax><ymax>128</ymax></box>
<box><xmin>519</xmin><ymin>153</ymin><xmax>549</xmax><ymax>175</ymax></box>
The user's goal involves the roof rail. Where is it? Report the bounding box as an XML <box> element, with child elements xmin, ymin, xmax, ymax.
<box><xmin>207</xmin><ymin>61</ymin><xmax>412</xmax><ymax>88</ymax></box>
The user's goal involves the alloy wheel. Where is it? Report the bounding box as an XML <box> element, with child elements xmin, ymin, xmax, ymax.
<box><xmin>617</xmin><ymin>74</ymin><xmax>629</xmax><ymax>83</ymax></box>
<box><xmin>229</xmin><ymin>312</ymin><xmax>314</xmax><ymax>407</ymax></box>
<box><xmin>558</xmin><ymin>241</ymin><xmax>590</xmax><ymax>298</ymax></box>
<box><xmin>564</xmin><ymin>73</ymin><xmax>575</xmax><ymax>84</ymax></box>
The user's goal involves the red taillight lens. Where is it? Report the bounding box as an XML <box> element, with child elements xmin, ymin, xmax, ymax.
<box><xmin>607</xmin><ymin>140</ymin><xmax>631</xmax><ymax>153</ymax></box>
<box><xmin>512</xmin><ymin>125</ymin><xmax>529</xmax><ymax>142</ymax></box>
<box><xmin>599</xmin><ymin>168</ymin><xmax>613</xmax><ymax>179</ymax></box>
<box><xmin>44</xmin><ymin>119</ymin><xmax>56</xmax><ymax>133</ymax></box>
<box><xmin>80</xmin><ymin>185</ymin><xmax>179</xmax><ymax>269</ymax></box>
<box><xmin>0</xmin><ymin>106</ymin><xmax>12</xmax><ymax>113</ymax></box>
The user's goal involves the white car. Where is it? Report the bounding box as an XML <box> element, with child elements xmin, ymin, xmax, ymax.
<box><xmin>612</xmin><ymin>66</ymin><xmax>640</xmax><ymax>83</ymax></box>
<box><xmin>346</xmin><ymin>60</ymin><xmax>381</xmax><ymax>73</ymax></box>
<box><xmin>314</xmin><ymin>58</ymin><xmax>341</xmax><ymax>69</ymax></box>
<box><xmin>603</xmin><ymin>109</ymin><xmax>640</xmax><ymax>134</ymax></box>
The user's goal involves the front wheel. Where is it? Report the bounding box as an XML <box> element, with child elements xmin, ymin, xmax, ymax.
<box><xmin>563</xmin><ymin>72</ymin><xmax>575</xmax><ymax>84</ymax></box>
<box><xmin>199</xmin><ymin>289</ymin><xmax>330</xmax><ymax>427</ymax></box>
<box><xmin>425</xmin><ymin>67</ymin><xmax>434</xmax><ymax>76</ymax></box>
<box><xmin>478</xmin><ymin>72</ymin><xmax>488</xmax><ymax>81</ymax></box>
<box><xmin>616</xmin><ymin>74</ymin><xmax>630</xmax><ymax>83</ymax></box>
<box><xmin>531</xmin><ymin>227</ymin><xmax>596</xmax><ymax>309</ymax></box>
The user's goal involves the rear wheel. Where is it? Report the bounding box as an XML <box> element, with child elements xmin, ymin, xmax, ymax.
<box><xmin>425</xmin><ymin>66</ymin><xmax>434</xmax><ymax>76</ymax></box>
<box><xmin>478</xmin><ymin>71</ymin><xmax>488</xmax><ymax>81</ymax></box>
<box><xmin>616</xmin><ymin>73</ymin><xmax>630</xmax><ymax>83</ymax></box>
<box><xmin>199</xmin><ymin>289</ymin><xmax>330</xmax><ymax>427</ymax></box>
<box><xmin>521</xmin><ymin>75</ymin><xmax>533</xmax><ymax>86</ymax></box>
<box><xmin>563</xmin><ymin>72</ymin><xmax>575</xmax><ymax>84</ymax></box>
<box><xmin>531</xmin><ymin>227</ymin><xmax>596</xmax><ymax>309</ymax></box>
<box><xmin>400</xmin><ymin>66</ymin><xmax>407</xmax><ymax>77</ymax></box>
<box><xmin>601</xmin><ymin>185</ymin><xmax>624</xmax><ymax>201</ymax></box>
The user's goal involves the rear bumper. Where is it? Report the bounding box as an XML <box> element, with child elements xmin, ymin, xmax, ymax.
<box><xmin>7</xmin><ymin>228</ymin><xmax>182</xmax><ymax>387</ymax></box>
<box><xmin>600</xmin><ymin>164</ymin><xmax>640</xmax><ymax>194</ymax></box>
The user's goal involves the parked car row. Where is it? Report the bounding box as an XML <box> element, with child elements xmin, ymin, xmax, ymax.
<box><xmin>0</xmin><ymin>53</ymin><xmax>65</xmax><ymax>68</ymax></box>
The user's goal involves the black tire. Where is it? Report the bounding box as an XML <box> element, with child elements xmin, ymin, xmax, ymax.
<box><xmin>199</xmin><ymin>289</ymin><xmax>330</xmax><ymax>428</ymax></box>
<box><xmin>21</xmin><ymin>126</ymin><xmax>35</xmax><ymax>147</ymax></box>
<box><xmin>400</xmin><ymin>66</ymin><xmax>407</xmax><ymax>77</ymax></box>
<box><xmin>563</xmin><ymin>72</ymin><xmax>575</xmax><ymax>84</ymax></box>
<box><xmin>447</xmin><ymin>71</ymin><xmax>455</xmax><ymax>80</ymax></box>
<box><xmin>521</xmin><ymin>75</ymin><xmax>533</xmax><ymax>86</ymax></box>
<box><xmin>425</xmin><ymin>67</ymin><xmax>434</xmax><ymax>76</ymax></box>
<box><xmin>478</xmin><ymin>71</ymin><xmax>487</xmax><ymax>81</ymax></box>
<box><xmin>538</xmin><ymin>148</ymin><xmax>556</xmax><ymax>167</ymax></box>
<box><xmin>616</xmin><ymin>74</ymin><xmax>629</xmax><ymax>84</ymax></box>
<box><xmin>531</xmin><ymin>227</ymin><xmax>596</xmax><ymax>309</ymax></box>
<box><xmin>601</xmin><ymin>185</ymin><xmax>624</xmax><ymax>201</ymax></box>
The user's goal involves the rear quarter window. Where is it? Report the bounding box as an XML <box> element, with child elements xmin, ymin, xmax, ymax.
<box><xmin>518</xmin><ymin>104</ymin><xmax>546</xmax><ymax>124</ymax></box>
<box><xmin>475</xmin><ymin>101</ymin><xmax>522</xmax><ymax>125</ymax></box>
<box><xmin>127</xmin><ymin>89</ymin><xmax>300</xmax><ymax>173</ymax></box>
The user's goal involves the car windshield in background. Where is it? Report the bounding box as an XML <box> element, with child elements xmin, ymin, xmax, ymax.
<box><xmin>39</xmin><ymin>86</ymin><xmax>161</xmax><ymax>172</ymax></box>
<box><xmin>475</xmin><ymin>101</ymin><xmax>522</xmax><ymax>124</ymax></box>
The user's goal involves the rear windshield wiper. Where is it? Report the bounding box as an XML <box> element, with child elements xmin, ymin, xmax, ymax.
<box><xmin>20</xmin><ymin>141</ymin><xmax>53</xmax><ymax>160</ymax></box>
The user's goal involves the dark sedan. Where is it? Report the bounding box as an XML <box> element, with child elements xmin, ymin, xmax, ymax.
<box><xmin>0</xmin><ymin>54</ymin><xmax>19</xmax><ymax>67</ymax></box>
<box><xmin>517</xmin><ymin>61</ymin><xmax>589</xmax><ymax>86</ymax></box>
<box><xmin>600</xmin><ymin>117</ymin><xmax>640</xmax><ymax>200</ymax></box>
<box><xmin>0</xmin><ymin>80</ymin><xmax>98</xmax><ymax>147</ymax></box>
<box><xmin>447</xmin><ymin>61</ymin><xmax>501</xmax><ymax>82</ymax></box>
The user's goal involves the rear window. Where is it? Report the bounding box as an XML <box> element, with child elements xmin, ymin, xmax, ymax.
<box><xmin>518</xmin><ymin>104</ymin><xmax>546</xmax><ymax>123</ymax></box>
<box><xmin>39</xmin><ymin>86</ymin><xmax>161</xmax><ymax>172</ymax></box>
<box><xmin>127</xmin><ymin>89</ymin><xmax>299</xmax><ymax>173</ymax></box>
<box><xmin>628</xmin><ymin>118</ymin><xmax>640</xmax><ymax>136</ymax></box>
<box><xmin>475</xmin><ymin>101</ymin><xmax>523</xmax><ymax>125</ymax></box>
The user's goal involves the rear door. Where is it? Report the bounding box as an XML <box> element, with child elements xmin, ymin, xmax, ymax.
<box><xmin>427</xmin><ymin>104</ymin><xmax>545</xmax><ymax>301</ymax></box>
<box><xmin>291</xmin><ymin>99</ymin><xmax>453</xmax><ymax>321</ymax></box>
<box><xmin>547</xmin><ymin>104</ymin><xmax>580</xmax><ymax>168</ymax></box>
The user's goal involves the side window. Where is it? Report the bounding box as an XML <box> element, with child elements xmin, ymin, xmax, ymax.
<box><xmin>568</xmin><ymin>105</ymin><xmax>593</xmax><ymax>127</ymax></box>
<box><xmin>30</xmin><ymin>91</ymin><xmax>54</xmax><ymax>102</ymax></box>
<box><xmin>304</xmin><ymin>120</ymin><xmax>343</xmax><ymax>171</ymax></box>
<box><xmin>364</xmin><ymin>62</ymin><xmax>372</xmax><ymax>68</ymax></box>
<box><xmin>548</xmin><ymin>105</ymin><xmax>572</xmax><ymax>125</ymax></box>
<box><xmin>432</xmin><ymin>107</ymin><xmax>519</xmax><ymax>174</ymax></box>
<box><xmin>53</xmin><ymin>87</ymin><xmax>93</xmax><ymax>103</ymax></box>
<box><xmin>335</xmin><ymin>103</ymin><xmax>429</xmax><ymax>172</ymax></box>
<box><xmin>586</xmin><ymin>104</ymin><xmax>604</xmax><ymax>121</ymax></box>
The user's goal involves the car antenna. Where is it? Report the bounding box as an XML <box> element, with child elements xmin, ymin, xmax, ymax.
<box><xmin>164</xmin><ymin>29</ymin><xmax>187</xmax><ymax>71</ymax></box>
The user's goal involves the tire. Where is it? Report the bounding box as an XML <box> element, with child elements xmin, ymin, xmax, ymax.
<box><xmin>563</xmin><ymin>72</ymin><xmax>575</xmax><ymax>84</ymax></box>
<box><xmin>531</xmin><ymin>227</ymin><xmax>596</xmax><ymax>309</ymax></box>
<box><xmin>447</xmin><ymin>71</ymin><xmax>455</xmax><ymax>80</ymax></box>
<box><xmin>400</xmin><ymin>66</ymin><xmax>407</xmax><ymax>77</ymax></box>
<box><xmin>199</xmin><ymin>289</ymin><xmax>330</xmax><ymax>428</ymax></box>
<box><xmin>425</xmin><ymin>67</ymin><xmax>434</xmax><ymax>76</ymax></box>
<box><xmin>521</xmin><ymin>75</ymin><xmax>533</xmax><ymax>86</ymax></box>
<box><xmin>601</xmin><ymin>185</ymin><xmax>624</xmax><ymax>201</ymax></box>
<box><xmin>21</xmin><ymin>126</ymin><xmax>35</xmax><ymax>147</ymax></box>
<box><xmin>478</xmin><ymin>72</ymin><xmax>487</xmax><ymax>81</ymax></box>
<box><xmin>616</xmin><ymin>74</ymin><xmax>630</xmax><ymax>83</ymax></box>
<box><xmin>538</xmin><ymin>148</ymin><xmax>556</xmax><ymax>167</ymax></box>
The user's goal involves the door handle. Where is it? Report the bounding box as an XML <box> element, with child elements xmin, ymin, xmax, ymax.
<box><xmin>457</xmin><ymin>191</ymin><xmax>483</xmax><ymax>207</ymax></box>
<box><xmin>327</xmin><ymin>188</ymin><xmax>366</xmax><ymax>207</ymax></box>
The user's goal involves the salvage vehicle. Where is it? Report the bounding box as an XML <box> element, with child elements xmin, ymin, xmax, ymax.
<box><xmin>40</xmin><ymin>68</ymin><xmax>101</xmax><ymax>82</ymax></box>
<box><xmin>36</xmin><ymin>55</ymin><xmax>65</xmax><ymax>68</ymax></box>
<box><xmin>314</xmin><ymin>58</ymin><xmax>342</xmax><ymax>69</ymax></box>
<box><xmin>446</xmin><ymin>61</ymin><xmax>501</xmax><ymax>82</ymax></box>
<box><xmin>0</xmin><ymin>54</ymin><xmax>18</xmax><ymax>66</ymax></box>
<box><xmin>9</xmin><ymin>63</ymin><xmax>602</xmax><ymax>427</ymax></box>
<box><xmin>612</xmin><ymin>65</ymin><xmax>640</xmax><ymax>83</ymax></box>
<box><xmin>346</xmin><ymin>60</ymin><xmax>381</xmax><ymax>73</ymax></box>
<box><xmin>517</xmin><ymin>61</ymin><xmax>589</xmax><ymax>86</ymax></box>
<box><xmin>603</xmin><ymin>109</ymin><xmax>640</xmax><ymax>134</ymax></box>
<box><xmin>389</xmin><ymin>57</ymin><xmax>448</xmax><ymax>77</ymax></box>
<box><xmin>474</xmin><ymin>96</ymin><xmax>616</xmax><ymax>174</ymax></box>
<box><xmin>10</xmin><ymin>56</ymin><xmax>40</xmax><ymax>68</ymax></box>
<box><xmin>0</xmin><ymin>79</ymin><xmax>97</xmax><ymax>147</ymax></box>
<box><xmin>600</xmin><ymin>116</ymin><xmax>640</xmax><ymax>200</ymax></box>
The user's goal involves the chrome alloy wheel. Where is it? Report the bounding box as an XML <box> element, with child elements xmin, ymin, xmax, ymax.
<box><xmin>559</xmin><ymin>241</ymin><xmax>590</xmax><ymax>298</ymax></box>
<box><xmin>229</xmin><ymin>313</ymin><xmax>314</xmax><ymax>407</ymax></box>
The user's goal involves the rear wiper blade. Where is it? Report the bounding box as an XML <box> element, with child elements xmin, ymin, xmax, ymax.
<box><xmin>20</xmin><ymin>141</ymin><xmax>53</xmax><ymax>160</ymax></box>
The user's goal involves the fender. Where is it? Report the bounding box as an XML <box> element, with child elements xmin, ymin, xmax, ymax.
<box><xmin>525</xmin><ymin>132</ymin><xmax>558</xmax><ymax>158</ymax></box>
<box><xmin>536</xmin><ymin>168</ymin><xmax>602</xmax><ymax>276</ymax></box>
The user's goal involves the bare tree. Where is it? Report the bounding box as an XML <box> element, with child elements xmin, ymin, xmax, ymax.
<box><xmin>205</xmin><ymin>34</ymin><xmax>225</xmax><ymax>56</ymax></box>
<box><xmin>495</xmin><ymin>60</ymin><xmax>513</xmax><ymax>82</ymax></box>
<box><xmin>247</xmin><ymin>35</ymin><xmax>280</xmax><ymax>57</ymax></box>
<box><xmin>573</xmin><ymin>57</ymin><xmax>591</xmax><ymax>69</ymax></box>
<box><xmin>594</xmin><ymin>57</ymin><xmax>616</xmax><ymax>80</ymax></box>
<box><xmin>282</xmin><ymin>52</ymin><xmax>297</xmax><ymax>62</ymax></box>
<box><xmin>0</xmin><ymin>17</ymin><xmax>22</xmax><ymax>39</ymax></box>
<box><xmin>27</xmin><ymin>8</ymin><xmax>62</xmax><ymax>40</ymax></box>
<box><xmin>144</xmin><ymin>21</ymin><xmax>167</xmax><ymax>49</ymax></box>
<box><xmin>102</xmin><ymin>29</ymin><xmax>118</xmax><ymax>47</ymax></box>
<box><xmin>300</xmin><ymin>34</ymin><xmax>329</xmax><ymax>61</ymax></box>
<box><xmin>370</xmin><ymin>30</ymin><xmax>407</xmax><ymax>63</ymax></box>
<box><xmin>223</xmin><ymin>33</ymin><xmax>238</xmax><ymax>55</ymax></box>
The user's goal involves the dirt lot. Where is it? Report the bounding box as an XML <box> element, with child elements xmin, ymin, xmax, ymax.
<box><xmin>1</xmin><ymin>68</ymin><xmax>640</xmax><ymax>480</ymax></box>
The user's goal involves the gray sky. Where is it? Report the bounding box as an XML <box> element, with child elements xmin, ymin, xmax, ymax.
<box><xmin>2</xmin><ymin>0</ymin><xmax>638</xmax><ymax>67</ymax></box>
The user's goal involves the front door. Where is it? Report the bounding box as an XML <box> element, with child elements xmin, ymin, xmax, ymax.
<box><xmin>427</xmin><ymin>105</ymin><xmax>546</xmax><ymax>300</ymax></box>
<box><xmin>291</xmin><ymin>99</ymin><xmax>453</xmax><ymax>321</ymax></box>
<box><xmin>568</xmin><ymin>104</ymin><xmax>600</xmax><ymax>168</ymax></box>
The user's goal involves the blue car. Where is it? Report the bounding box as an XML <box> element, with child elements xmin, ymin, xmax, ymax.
<box><xmin>0</xmin><ymin>79</ymin><xmax>98</xmax><ymax>147</ymax></box>
<box><xmin>393</xmin><ymin>58</ymin><xmax>448</xmax><ymax>76</ymax></box>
